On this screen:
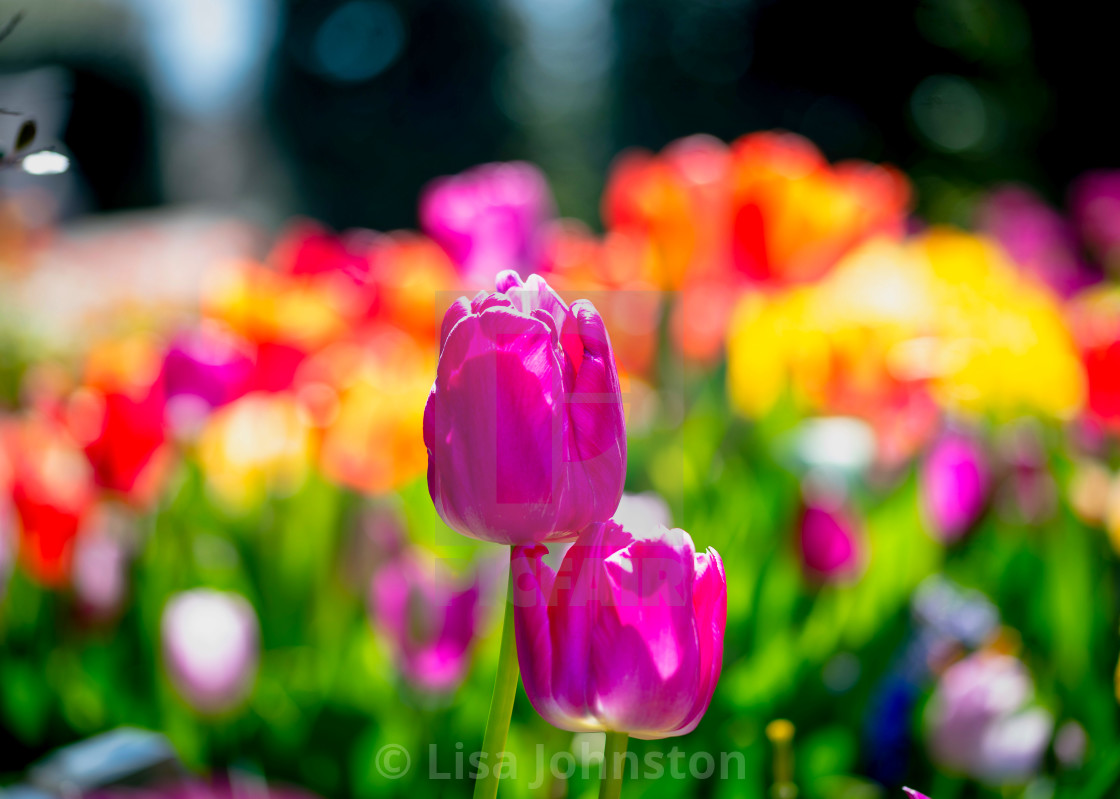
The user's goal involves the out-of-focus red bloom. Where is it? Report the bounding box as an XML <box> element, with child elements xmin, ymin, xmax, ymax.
<box><xmin>70</xmin><ymin>337</ymin><xmax>170</xmax><ymax>506</ymax></box>
<box><xmin>1069</xmin><ymin>287</ymin><xmax>1120</xmax><ymax>432</ymax></box>
<box><xmin>729</xmin><ymin>131</ymin><xmax>910</xmax><ymax>287</ymax></box>
<box><xmin>2</xmin><ymin>417</ymin><xmax>95</xmax><ymax>587</ymax></box>
<box><xmin>977</xmin><ymin>186</ymin><xmax>1099</xmax><ymax>298</ymax></box>
<box><xmin>269</xmin><ymin>219</ymin><xmax>371</xmax><ymax>283</ymax></box>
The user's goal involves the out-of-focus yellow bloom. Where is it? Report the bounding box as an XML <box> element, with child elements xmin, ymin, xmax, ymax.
<box><xmin>727</xmin><ymin>229</ymin><xmax>1086</xmax><ymax>453</ymax></box>
<box><xmin>917</xmin><ymin>230</ymin><xmax>1085</xmax><ymax>420</ymax></box>
<box><xmin>197</xmin><ymin>392</ymin><xmax>313</xmax><ymax>512</ymax></box>
<box><xmin>307</xmin><ymin>330</ymin><xmax>434</xmax><ymax>495</ymax></box>
<box><xmin>728</xmin><ymin>237</ymin><xmax>936</xmax><ymax>422</ymax></box>
<box><xmin>201</xmin><ymin>260</ymin><xmax>347</xmax><ymax>351</ymax></box>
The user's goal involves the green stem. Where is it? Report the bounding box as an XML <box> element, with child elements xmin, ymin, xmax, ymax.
<box><xmin>473</xmin><ymin>555</ymin><xmax>520</xmax><ymax>799</ymax></box>
<box><xmin>599</xmin><ymin>731</ymin><xmax>630</xmax><ymax>799</ymax></box>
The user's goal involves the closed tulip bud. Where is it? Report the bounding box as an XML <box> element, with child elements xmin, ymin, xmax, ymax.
<box><xmin>903</xmin><ymin>790</ymin><xmax>931</xmax><ymax>799</ymax></box>
<box><xmin>368</xmin><ymin>553</ymin><xmax>481</xmax><ymax>693</ymax></box>
<box><xmin>425</xmin><ymin>272</ymin><xmax>626</xmax><ymax>545</ymax></box>
<box><xmin>921</xmin><ymin>431</ymin><xmax>989</xmax><ymax>543</ymax></box>
<box><xmin>511</xmin><ymin>519</ymin><xmax>726</xmax><ymax>739</ymax></box>
<box><xmin>162</xmin><ymin>589</ymin><xmax>259</xmax><ymax>714</ymax></box>
<box><xmin>798</xmin><ymin>492</ymin><xmax>866</xmax><ymax>584</ymax></box>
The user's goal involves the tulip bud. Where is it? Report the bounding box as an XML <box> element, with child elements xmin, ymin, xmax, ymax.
<box><xmin>920</xmin><ymin>430</ymin><xmax>989</xmax><ymax>543</ymax></box>
<box><xmin>903</xmin><ymin>790</ymin><xmax>931</xmax><ymax>799</ymax></box>
<box><xmin>925</xmin><ymin>652</ymin><xmax>1052</xmax><ymax>784</ymax></box>
<box><xmin>420</xmin><ymin>162</ymin><xmax>555</xmax><ymax>285</ymax></box>
<box><xmin>368</xmin><ymin>553</ymin><xmax>481</xmax><ymax>693</ymax></box>
<box><xmin>425</xmin><ymin>272</ymin><xmax>626</xmax><ymax>545</ymax></box>
<box><xmin>162</xmin><ymin>589</ymin><xmax>259</xmax><ymax>714</ymax></box>
<box><xmin>511</xmin><ymin>519</ymin><xmax>726</xmax><ymax>739</ymax></box>
<box><xmin>798</xmin><ymin>491</ymin><xmax>866</xmax><ymax>584</ymax></box>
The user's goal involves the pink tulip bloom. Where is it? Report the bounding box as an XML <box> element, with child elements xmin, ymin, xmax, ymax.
<box><xmin>921</xmin><ymin>431</ymin><xmax>989</xmax><ymax>543</ymax></box>
<box><xmin>511</xmin><ymin>519</ymin><xmax>726</xmax><ymax>739</ymax></box>
<box><xmin>977</xmin><ymin>186</ymin><xmax>1098</xmax><ymax>297</ymax></box>
<box><xmin>903</xmin><ymin>790</ymin><xmax>931</xmax><ymax>799</ymax></box>
<box><xmin>162</xmin><ymin>326</ymin><xmax>254</xmax><ymax>436</ymax></box>
<box><xmin>420</xmin><ymin>161</ymin><xmax>555</xmax><ymax>285</ymax></box>
<box><xmin>368</xmin><ymin>553</ymin><xmax>481</xmax><ymax>694</ymax></box>
<box><xmin>425</xmin><ymin>271</ymin><xmax>626</xmax><ymax>545</ymax></box>
<box><xmin>162</xmin><ymin>589</ymin><xmax>260</xmax><ymax>714</ymax></box>
<box><xmin>1071</xmin><ymin>170</ymin><xmax>1120</xmax><ymax>273</ymax></box>
<box><xmin>798</xmin><ymin>497</ymin><xmax>866</xmax><ymax>584</ymax></box>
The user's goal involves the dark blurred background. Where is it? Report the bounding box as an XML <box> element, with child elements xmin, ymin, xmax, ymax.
<box><xmin>1</xmin><ymin>0</ymin><xmax>1114</xmax><ymax>232</ymax></box>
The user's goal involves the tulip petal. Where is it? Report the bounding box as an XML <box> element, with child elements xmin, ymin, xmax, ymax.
<box><xmin>427</xmin><ymin>307</ymin><xmax>569</xmax><ymax>544</ymax></box>
<box><xmin>439</xmin><ymin>297</ymin><xmax>473</xmax><ymax>352</ymax></box>
<box><xmin>591</xmin><ymin>526</ymin><xmax>702</xmax><ymax>738</ymax></box>
<box><xmin>547</xmin><ymin>523</ymin><xmax>627</xmax><ymax>727</ymax></box>
<box><xmin>673</xmin><ymin>546</ymin><xmax>727</xmax><ymax>735</ymax></box>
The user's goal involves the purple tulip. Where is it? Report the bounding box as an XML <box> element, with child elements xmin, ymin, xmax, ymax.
<box><xmin>1071</xmin><ymin>170</ymin><xmax>1120</xmax><ymax>273</ymax></box>
<box><xmin>368</xmin><ymin>553</ymin><xmax>481</xmax><ymax>693</ymax></box>
<box><xmin>798</xmin><ymin>496</ymin><xmax>866</xmax><ymax>584</ymax></box>
<box><xmin>424</xmin><ymin>271</ymin><xmax>626</xmax><ymax>545</ymax></box>
<box><xmin>511</xmin><ymin>519</ymin><xmax>726</xmax><ymax>739</ymax></box>
<box><xmin>420</xmin><ymin>162</ymin><xmax>555</xmax><ymax>285</ymax></box>
<box><xmin>977</xmin><ymin>186</ymin><xmax>1098</xmax><ymax>297</ymax></box>
<box><xmin>162</xmin><ymin>326</ymin><xmax>253</xmax><ymax>434</ymax></box>
<box><xmin>161</xmin><ymin>589</ymin><xmax>260</xmax><ymax>714</ymax></box>
<box><xmin>926</xmin><ymin>653</ymin><xmax>1053</xmax><ymax>784</ymax></box>
<box><xmin>921</xmin><ymin>431</ymin><xmax>989</xmax><ymax>543</ymax></box>
<box><xmin>903</xmin><ymin>790</ymin><xmax>931</xmax><ymax>799</ymax></box>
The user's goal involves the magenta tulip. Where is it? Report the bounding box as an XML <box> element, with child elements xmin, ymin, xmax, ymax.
<box><xmin>798</xmin><ymin>497</ymin><xmax>866</xmax><ymax>584</ymax></box>
<box><xmin>162</xmin><ymin>589</ymin><xmax>260</xmax><ymax>714</ymax></box>
<box><xmin>420</xmin><ymin>162</ymin><xmax>555</xmax><ymax>285</ymax></box>
<box><xmin>1071</xmin><ymin>170</ymin><xmax>1120</xmax><ymax>273</ymax></box>
<box><xmin>903</xmin><ymin>790</ymin><xmax>931</xmax><ymax>799</ymax></box>
<box><xmin>921</xmin><ymin>431</ymin><xmax>989</xmax><ymax>543</ymax></box>
<box><xmin>162</xmin><ymin>325</ymin><xmax>253</xmax><ymax>435</ymax></box>
<box><xmin>424</xmin><ymin>271</ymin><xmax>626</xmax><ymax>545</ymax></box>
<box><xmin>511</xmin><ymin>519</ymin><xmax>726</xmax><ymax>739</ymax></box>
<box><xmin>368</xmin><ymin>553</ymin><xmax>481</xmax><ymax>693</ymax></box>
<box><xmin>976</xmin><ymin>186</ymin><xmax>1097</xmax><ymax>297</ymax></box>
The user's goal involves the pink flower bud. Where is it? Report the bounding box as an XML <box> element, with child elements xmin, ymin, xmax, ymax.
<box><xmin>798</xmin><ymin>495</ymin><xmax>866</xmax><ymax>584</ymax></box>
<box><xmin>920</xmin><ymin>431</ymin><xmax>989</xmax><ymax>543</ymax></box>
<box><xmin>368</xmin><ymin>553</ymin><xmax>481</xmax><ymax>693</ymax></box>
<box><xmin>425</xmin><ymin>272</ymin><xmax>626</xmax><ymax>544</ymax></box>
<box><xmin>511</xmin><ymin>519</ymin><xmax>726</xmax><ymax>739</ymax></box>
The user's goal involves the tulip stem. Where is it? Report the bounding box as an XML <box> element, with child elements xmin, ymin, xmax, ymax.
<box><xmin>473</xmin><ymin>558</ymin><xmax>520</xmax><ymax>799</ymax></box>
<box><xmin>599</xmin><ymin>731</ymin><xmax>630</xmax><ymax>799</ymax></box>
